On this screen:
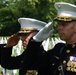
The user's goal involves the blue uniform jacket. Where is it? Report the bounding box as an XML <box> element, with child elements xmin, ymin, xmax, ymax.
<box><xmin>2</xmin><ymin>40</ymin><xmax>76</xmax><ymax>75</ymax></box>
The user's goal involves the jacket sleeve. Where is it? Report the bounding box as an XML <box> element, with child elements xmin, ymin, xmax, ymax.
<box><xmin>0</xmin><ymin>44</ymin><xmax>6</xmax><ymax>65</ymax></box>
<box><xmin>1</xmin><ymin>45</ymin><xmax>25</xmax><ymax>69</ymax></box>
<box><xmin>21</xmin><ymin>39</ymin><xmax>45</xmax><ymax>68</ymax></box>
<box><xmin>1</xmin><ymin>39</ymin><xmax>44</xmax><ymax>69</ymax></box>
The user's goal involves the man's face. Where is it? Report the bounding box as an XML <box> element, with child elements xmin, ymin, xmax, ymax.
<box><xmin>20</xmin><ymin>34</ymin><xmax>31</xmax><ymax>49</ymax></box>
<box><xmin>57</xmin><ymin>21</ymin><xmax>76</xmax><ymax>42</ymax></box>
<box><xmin>20</xmin><ymin>31</ymin><xmax>37</xmax><ymax>49</ymax></box>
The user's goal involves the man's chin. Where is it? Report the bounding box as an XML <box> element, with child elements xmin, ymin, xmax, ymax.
<box><xmin>60</xmin><ymin>37</ymin><xmax>65</xmax><ymax>41</ymax></box>
<box><xmin>23</xmin><ymin>47</ymin><xmax>27</xmax><ymax>50</ymax></box>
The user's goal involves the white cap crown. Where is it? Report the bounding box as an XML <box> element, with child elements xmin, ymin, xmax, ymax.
<box><xmin>18</xmin><ymin>18</ymin><xmax>47</xmax><ymax>30</ymax></box>
<box><xmin>54</xmin><ymin>2</ymin><xmax>76</xmax><ymax>21</ymax></box>
<box><xmin>18</xmin><ymin>18</ymin><xmax>47</xmax><ymax>34</ymax></box>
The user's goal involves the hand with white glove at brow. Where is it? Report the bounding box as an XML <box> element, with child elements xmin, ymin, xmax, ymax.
<box><xmin>33</xmin><ymin>21</ymin><xmax>54</xmax><ymax>42</ymax></box>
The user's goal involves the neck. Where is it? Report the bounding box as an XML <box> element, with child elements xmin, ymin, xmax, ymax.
<box><xmin>66</xmin><ymin>41</ymin><xmax>76</xmax><ymax>44</ymax></box>
<box><xmin>66</xmin><ymin>37</ymin><xmax>76</xmax><ymax>44</ymax></box>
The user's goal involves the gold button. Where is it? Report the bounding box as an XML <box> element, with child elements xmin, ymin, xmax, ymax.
<box><xmin>66</xmin><ymin>49</ymin><xmax>70</xmax><ymax>53</ymax></box>
<box><xmin>72</xmin><ymin>44</ymin><xmax>76</xmax><ymax>48</ymax></box>
<box><xmin>63</xmin><ymin>60</ymin><xmax>66</xmax><ymax>64</ymax></box>
<box><xmin>21</xmin><ymin>61</ymin><xmax>24</xmax><ymax>63</ymax></box>
<box><xmin>52</xmin><ymin>63</ymin><xmax>55</xmax><ymax>66</ymax></box>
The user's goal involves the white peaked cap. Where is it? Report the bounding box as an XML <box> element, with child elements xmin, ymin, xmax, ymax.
<box><xmin>54</xmin><ymin>2</ymin><xmax>76</xmax><ymax>21</ymax></box>
<box><xmin>18</xmin><ymin>18</ymin><xmax>47</xmax><ymax>34</ymax></box>
<box><xmin>18</xmin><ymin>18</ymin><xmax>47</xmax><ymax>30</ymax></box>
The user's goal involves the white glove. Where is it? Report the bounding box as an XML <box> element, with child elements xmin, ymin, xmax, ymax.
<box><xmin>33</xmin><ymin>21</ymin><xmax>54</xmax><ymax>42</ymax></box>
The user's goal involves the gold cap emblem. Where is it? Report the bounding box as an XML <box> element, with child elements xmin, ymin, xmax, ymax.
<box><xmin>57</xmin><ymin>5</ymin><xmax>61</xmax><ymax>9</ymax></box>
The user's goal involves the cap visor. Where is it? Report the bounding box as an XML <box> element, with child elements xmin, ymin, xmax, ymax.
<box><xmin>17</xmin><ymin>32</ymin><xmax>31</xmax><ymax>36</ymax></box>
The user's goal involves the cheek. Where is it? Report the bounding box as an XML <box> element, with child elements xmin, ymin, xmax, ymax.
<box><xmin>74</xmin><ymin>26</ymin><xmax>76</xmax><ymax>32</ymax></box>
<box><xmin>65</xmin><ymin>26</ymin><xmax>75</xmax><ymax>38</ymax></box>
<box><xmin>60</xmin><ymin>26</ymin><xmax>74</xmax><ymax>39</ymax></box>
<box><xmin>65</xmin><ymin>25</ymin><xmax>75</xmax><ymax>33</ymax></box>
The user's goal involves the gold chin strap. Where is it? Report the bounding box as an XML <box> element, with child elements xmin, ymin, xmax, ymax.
<box><xmin>18</xmin><ymin>28</ymin><xmax>38</xmax><ymax>34</ymax></box>
<box><xmin>20</xmin><ymin>28</ymin><xmax>38</xmax><ymax>31</ymax></box>
<box><xmin>54</xmin><ymin>16</ymin><xmax>76</xmax><ymax>21</ymax></box>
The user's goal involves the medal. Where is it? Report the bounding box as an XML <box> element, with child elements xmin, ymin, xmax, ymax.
<box><xmin>74</xmin><ymin>62</ymin><xmax>76</xmax><ymax>67</ymax></box>
<box><xmin>71</xmin><ymin>68</ymin><xmax>74</xmax><ymax>72</ymax></box>
<box><xmin>66</xmin><ymin>67</ymin><xmax>71</xmax><ymax>71</ymax></box>
<box><xmin>70</xmin><ymin>62</ymin><xmax>74</xmax><ymax>67</ymax></box>
<box><xmin>67</xmin><ymin>61</ymin><xmax>71</xmax><ymax>66</ymax></box>
<box><xmin>74</xmin><ymin>68</ymin><xmax>76</xmax><ymax>72</ymax></box>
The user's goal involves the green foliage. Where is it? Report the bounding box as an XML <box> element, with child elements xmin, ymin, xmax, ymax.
<box><xmin>0</xmin><ymin>1</ymin><xmax>20</xmax><ymax>36</ymax></box>
<box><xmin>0</xmin><ymin>0</ymin><xmax>75</xmax><ymax>36</ymax></box>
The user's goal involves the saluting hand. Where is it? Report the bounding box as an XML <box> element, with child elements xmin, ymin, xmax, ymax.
<box><xmin>6</xmin><ymin>34</ymin><xmax>20</xmax><ymax>47</ymax></box>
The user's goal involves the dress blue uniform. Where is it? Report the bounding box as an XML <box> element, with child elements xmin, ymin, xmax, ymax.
<box><xmin>1</xmin><ymin>39</ymin><xmax>76</xmax><ymax>75</ymax></box>
<box><xmin>0</xmin><ymin>44</ymin><xmax>6</xmax><ymax>65</ymax></box>
<box><xmin>0</xmin><ymin>38</ymin><xmax>62</xmax><ymax>75</ymax></box>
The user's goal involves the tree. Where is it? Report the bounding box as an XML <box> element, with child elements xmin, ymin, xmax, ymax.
<box><xmin>0</xmin><ymin>0</ymin><xmax>75</xmax><ymax>36</ymax></box>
